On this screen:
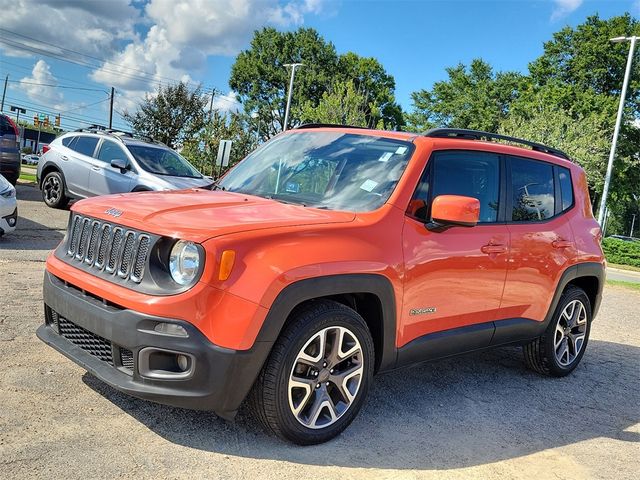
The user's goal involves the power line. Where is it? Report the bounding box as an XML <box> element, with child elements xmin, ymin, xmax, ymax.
<box><xmin>4</xmin><ymin>95</ymin><xmax>114</xmax><ymax>125</ymax></box>
<box><xmin>7</xmin><ymin>79</ymin><xmax>107</xmax><ymax>92</ymax></box>
<box><xmin>0</xmin><ymin>30</ymin><xmax>202</xmax><ymax>91</ymax></box>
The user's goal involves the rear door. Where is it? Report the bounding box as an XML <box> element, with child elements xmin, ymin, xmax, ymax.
<box><xmin>89</xmin><ymin>139</ymin><xmax>135</xmax><ymax>195</ymax></box>
<box><xmin>64</xmin><ymin>135</ymin><xmax>99</xmax><ymax>197</ymax></box>
<box><xmin>500</xmin><ymin>156</ymin><xmax>576</xmax><ymax>328</ymax></box>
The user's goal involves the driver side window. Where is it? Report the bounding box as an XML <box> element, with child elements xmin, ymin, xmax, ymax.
<box><xmin>408</xmin><ymin>151</ymin><xmax>501</xmax><ymax>223</ymax></box>
<box><xmin>97</xmin><ymin>140</ymin><xmax>127</xmax><ymax>164</ymax></box>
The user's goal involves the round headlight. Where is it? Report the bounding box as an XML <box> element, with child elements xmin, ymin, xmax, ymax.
<box><xmin>169</xmin><ymin>240</ymin><xmax>201</xmax><ymax>286</ymax></box>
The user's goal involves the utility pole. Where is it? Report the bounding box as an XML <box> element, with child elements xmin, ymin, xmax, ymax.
<box><xmin>1</xmin><ymin>74</ymin><xmax>8</xmax><ymax>112</ymax></box>
<box><xmin>283</xmin><ymin>63</ymin><xmax>303</xmax><ymax>131</ymax></box>
<box><xmin>631</xmin><ymin>214</ymin><xmax>636</xmax><ymax>238</ymax></box>
<box><xmin>597</xmin><ymin>36</ymin><xmax>638</xmax><ymax>226</ymax></box>
<box><xmin>208</xmin><ymin>88</ymin><xmax>216</xmax><ymax>120</ymax></box>
<box><xmin>108</xmin><ymin>87</ymin><xmax>115</xmax><ymax>129</ymax></box>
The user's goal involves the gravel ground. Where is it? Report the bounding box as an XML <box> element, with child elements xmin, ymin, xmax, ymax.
<box><xmin>1</xmin><ymin>185</ymin><xmax>638</xmax><ymax>480</ymax></box>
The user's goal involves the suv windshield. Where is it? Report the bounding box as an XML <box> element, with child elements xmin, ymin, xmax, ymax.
<box><xmin>218</xmin><ymin>131</ymin><xmax>414</xmax><ymax>211</ymax></box>
<box><xmin>127</xmin><ymin>144</ymin><xmax>202</xmax><ymax>178</ymax></box>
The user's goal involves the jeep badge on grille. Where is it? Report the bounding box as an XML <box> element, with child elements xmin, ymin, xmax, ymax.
<box><xmin>105</xmin><ymin>208</ymin><xmax>123</xmax><ymax>218</ymax></box>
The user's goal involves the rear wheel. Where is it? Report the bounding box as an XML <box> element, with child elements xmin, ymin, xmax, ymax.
<box><xmin>41</xmin><ymin>171</ymin><xmax>69</xmax><ymax>209</ymax></box>
<box><xmin>248</xmin><ymin>300</ymin><xmax>374</xmax><ymax>445</ymax></box>
<box><xmin>523</xmin><ymin>286</ymin><xmax>591</xmax><ymax>377</ymax></box>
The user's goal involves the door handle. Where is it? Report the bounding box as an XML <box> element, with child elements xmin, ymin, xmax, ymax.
<box><xmin>481</xmin><ymin>244</ymin><xmax>507</xmax><ymax>254</ymax></box>
<box><xmin>91</xmin><ymin>166</ymin><xmax>101</xmax><ymax>172</ymax></box>
<box><xmin>552</xmin><ymin>239</ymin><xmax>574</xmax><ymax>249</ymax></box>
<box><xmin>60</xmin><ymin>155</ymin><xmax>68</xmax><ymax>161</ymax></box>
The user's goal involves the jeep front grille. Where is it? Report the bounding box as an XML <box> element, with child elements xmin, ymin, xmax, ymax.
<box><xmin>66</xmin><ymin>214</ymin><xmax>152</xmax><ymax>284</ymax></box>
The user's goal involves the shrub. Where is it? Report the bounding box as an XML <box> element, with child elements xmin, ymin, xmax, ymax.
<box><xmin>602</xmin><ymin>238</ymin><xmax>640</xmax><ymax>267</ymax></box>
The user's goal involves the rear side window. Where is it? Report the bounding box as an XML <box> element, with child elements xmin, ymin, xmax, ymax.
<box><xmin>0</xmin><ymin>116</ymin><xmax>14</xmax><ymax>135</ymax></box>
<box><xmin>558</xmin><ymin>167</ymin><xmax>573</xmax><ymax>211</ymax></box>
<box><xmin>71</xmin><ymin>136</ymin><xmax>99</xmax><ymax>157</ymax></box>
<box><xmin>509</xmin><ymin>157</ymin><xmax>555</xmax><ymax>222</ymax></box>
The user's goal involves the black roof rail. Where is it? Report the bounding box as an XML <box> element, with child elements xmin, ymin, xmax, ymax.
<box><xmin>72</xmin><ymin>125</ymin><xmax>165</xmax><ymax>145</ymax></box>
<box><xmin>424</xmin><ymin>128</ymin><xmax>571</xmax><ymax>161</ymax></box>
<box><xmin>295</xmin><ymin>123</ymin><xmax>369</xmax><ymax>130</ymax></box>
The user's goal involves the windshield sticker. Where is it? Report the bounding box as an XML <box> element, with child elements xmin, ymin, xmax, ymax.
<box><xmin>285</xmin><ymin>182</ymin><xmax>300</xmax><ymax>193</ymax></box>
<box><xmin>360</xmin><ymin>179</ymin><xmax>378</xmax><ymax>192</ymax></box>
<box><xmin>395</xmin><ymin>146</ymin><xmax>408</xmax><ymax>155</ymax></box>
<box><xmin>378</xmin><ymin>152</ymin><xmax>393</xmax><ymax>162</ymax></box>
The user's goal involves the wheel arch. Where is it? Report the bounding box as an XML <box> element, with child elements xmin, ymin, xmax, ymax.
<box><xmin>256</xmin><ymin>274</ymin><xmax>398</xmax><ymax>373</ymax></box>
<box><xmin>39</xmin><ymin>161</ymin><xmax>63</xmax><ymax>188</ymax></box>
<box><xmin>546</xmin><ymin>262</ymin><xmax>605</xmax><ymax>326</ymax></box>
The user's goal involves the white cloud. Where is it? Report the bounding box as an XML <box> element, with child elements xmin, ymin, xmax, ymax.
<box><xmin>0</xmin><ymin>0</ymin><xmax>140</xmax><ymax>58</ymax></box>
<box><xmin>212</xmin><ymin>91</ymin><xmax>242</xmax><ymax>113</ymax></box>
<box><xmin>633</xmin><ymin>0</ymin><xmax>640</xmax><ymax>15</ymax></box>
<box><xmin>18</xmin><ymin>60</ymin><xmax>65</xmax><ymax>110</ymax></box>
<box><xmin>551</xmin><ymin>0</ymin><xmax>583</xmax><ymax>21</ymax></box>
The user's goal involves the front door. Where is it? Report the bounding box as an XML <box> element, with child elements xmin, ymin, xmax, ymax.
<box><xmin>400</xmin><ymin>150</ymin><xmax>509</xmax><ymax>354</ymax></box>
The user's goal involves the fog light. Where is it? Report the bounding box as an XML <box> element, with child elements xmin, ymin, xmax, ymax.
<box><xmin>8</xmin><ymin>218</ymin><xmax>15</xmax><ymax>226</ymax></box>
<box><xmin>177</xmin><ymin>354</ymin><xmax>189</xmax><ymax>371</ymax></box>
<box><xmin>154</xmin><ymin>322</ymin><xmax>188</xmax><ymax>337</ymax></box>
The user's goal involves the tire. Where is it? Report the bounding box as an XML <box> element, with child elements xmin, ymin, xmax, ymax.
<box><xmin>41</xmin><ymin>171</ymin><xmax>69</xmax><ymax>209</ymax></box>
<box><xmin>523</xmin><ymin>286</ymin><xmax>592</xmax><ymax>377</ymax></box>
<box><xmin>248</xmin><ymin>300</ymin><xmax>375</xmax><ymax>445</ymax></box>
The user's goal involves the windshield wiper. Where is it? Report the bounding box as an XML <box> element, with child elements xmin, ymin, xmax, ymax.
<box><xmin>264</xmin><ymin>195</ymin><xmax>306</xmax><ymax>207</ymax></box>
<box><xmin>211</xmin><ymin>180</ymin><xmax>226</xmax><ymax>191</ymax></box>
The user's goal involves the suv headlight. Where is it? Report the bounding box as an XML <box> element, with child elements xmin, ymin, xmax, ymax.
<box><xmin>169</xmin><ymin>240</ymin><xmax>202</xmax><ymax>286</ymax></box>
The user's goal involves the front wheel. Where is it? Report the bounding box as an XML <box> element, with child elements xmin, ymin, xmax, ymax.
<box><xmin>523</xmin><ymin>286</ymin><xmax>592</xmax><ymax>377</ymax></box>
<box><xmin>248</xmin><ymin>300</ymin><xmax>374</xmax><ymax>445</ymax></box>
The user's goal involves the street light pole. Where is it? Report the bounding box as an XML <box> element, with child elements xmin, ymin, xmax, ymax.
<box><xmin>283</xmin><ymin>63</ymin><xmax>303</xmax><ymax>131</ymax></box>
<box><xmin>597</xmin><ymin>36</ymin><xmax>639</xmax><ymax>226</ymax></box>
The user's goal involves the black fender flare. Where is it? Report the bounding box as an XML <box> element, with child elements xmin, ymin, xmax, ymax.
<box><xmin>543</xmin><ymin>262</ymin><xmax>605</xmax><ymax>326</ymax></box>
<box><xmin>39</xmin><ymin>161</ymin><xmax>64</xmax><ymax>188</ymax></box>
<box><xmin>255</xmin><ymin>273</ymin><xmax>398</xmax><ymax>373</ymax></box>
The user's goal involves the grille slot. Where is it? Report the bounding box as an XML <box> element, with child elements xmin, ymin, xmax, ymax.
<box><xmin>57</xmin><ymin>315</ymin><xmax>114</xmax><ymax>365</ymax></box>
<box><xmin>120</xmin><ymin>348</ymin><xmax>134</xmax><ymax>372</ymax></box>
<box><xmin>64</xmin><ymin>214</ymin><xmax>153</xmax><ymax>285</ymax></box>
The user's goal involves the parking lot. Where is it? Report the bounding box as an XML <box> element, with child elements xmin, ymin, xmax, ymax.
<box><xmin>0</xmin><ymin>184</ymin><xmax>638</xmax><ymax>479</ymax></box>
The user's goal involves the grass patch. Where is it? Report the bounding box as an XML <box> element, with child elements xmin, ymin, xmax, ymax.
<box><xmin>19</xmin><ymin>172</ymin><xmax>37</xmax><ymax>184</ymax></box>
<box><xmin>608</xmin><ymin>263</ymin><xmax>640</xmax><ymax>273</ymax></box>
<box><xmin>606</xmin><ymin>279</ymin><xmax>640</xmax><ymax>292</ymax></box>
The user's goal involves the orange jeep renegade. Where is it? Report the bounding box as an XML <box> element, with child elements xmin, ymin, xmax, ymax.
<box><xmin>38</xmin><ymin>126</ymin><xmax>605</xmax><ymax>445</ymax></box>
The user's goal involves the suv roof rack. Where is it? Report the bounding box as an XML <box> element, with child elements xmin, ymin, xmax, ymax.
<box><xmin>424</xmin><ymin>128</ymin><xmax>571</xmax><ymax>160</ymax></box>
<box><xmin>295</xmin><ymin>123</ymin><xmax>369</xmax><ymax>130</ymax></box>
<box><xmin>73</xmin><ymin>125</ymin><xmax>164</xmax><ymax>146</ymax></box>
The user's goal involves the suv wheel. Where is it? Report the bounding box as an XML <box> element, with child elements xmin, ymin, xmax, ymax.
<box><xmin>523</xmin><ymin>286</ymin><xmax>591</xmax><ymax>377</ymax></box>
<box><xmin>248</xmin><ymin>300</ymin><xmax>374</xmax><ymax>445</ymax></box>
<box><xmin>42</xmin><ymin>171</ymin><xmax>69</xmax><ymax>209</ymax></box>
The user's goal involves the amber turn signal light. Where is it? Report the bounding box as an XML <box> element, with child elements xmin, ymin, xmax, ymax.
<box><xmin>219</xmin><ymin>250</ymin><xmax>236</xmax><ymax>281</ymax></box>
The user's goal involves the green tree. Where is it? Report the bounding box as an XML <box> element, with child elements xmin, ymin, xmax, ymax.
<box><xmin>300</xmin><ymin>80</ymin><xmax>369</xmax><ymax>127</ymax></box>
<box><xmin>230</xmin><ymin>27</ymin><xmax>403</xmax><ymax>135</ymax></box>
<box><xmin>123</xmin><ymin>82</ymin><xmax>207</xmax><ymax>149</ymax></box>
<box><xmin>181</xmin><ymin>110</ymin><xmax>255</xmax><ymax>177</ymax></box>
<box><xmin>406</xmin><ymin>59</ymin><xmax>527</xmax><ymax>132</ymax></box>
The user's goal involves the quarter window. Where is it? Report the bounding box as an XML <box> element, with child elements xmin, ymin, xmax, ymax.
<box><xmin>72</xmin><ymin>136</ymin><xmax>99</xmax><ymax>157</ymax></box>
<box><xmin>97</xmin><ymin>140</ymin><xmax>126</xmax><ymax>164</ymax></box>
<box><xmin>510</xmin><ymin>157</ymin><xmax>555</xmax><ymax>222</ymax></box>
<box><xmin>558</xmin><ymin>167</ymin><xmax>573</xmax><ymax>211</ymax></box>
<box><xmin>410</xmin><ymin>151</ymin><xmax>500</xmax><ymax>223</ymax></box>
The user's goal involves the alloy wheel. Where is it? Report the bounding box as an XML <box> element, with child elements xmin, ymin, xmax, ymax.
<box><xmin>43</xmin><ymin>175</ymin><xmax>61</xmax><ymax>204</ymax></box>
<box><xmin>288</xmin><ymin>326</ymin><xmax>364</xmax><ymax>429</ymax></box>
<box><xmin>554</xmin><ymin>299</ymin><xmax>587</xmax><ymax>366</ymax></box>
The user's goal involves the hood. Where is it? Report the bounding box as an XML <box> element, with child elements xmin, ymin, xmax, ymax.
<box><xmin>72</xmin><ymin>189</ymin><xmax>356</xmax><ymax>243</ymax></box>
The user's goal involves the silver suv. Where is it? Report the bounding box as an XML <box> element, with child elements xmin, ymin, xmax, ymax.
<box><xmin>37</xmin><ymin>129</ymin><xmax>211</xmax><ymax>208</ymax></box>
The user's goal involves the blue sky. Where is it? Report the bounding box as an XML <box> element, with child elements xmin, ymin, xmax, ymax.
<box><xmin>0</xmin><ymin>0</ymin><xmax>638</xmax><ymax>133</ymax></box>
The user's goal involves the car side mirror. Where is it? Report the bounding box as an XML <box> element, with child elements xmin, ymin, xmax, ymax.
<box><xmin>110</xmin><ymin>158</ymin><xmax>128</xmax><ymax>172</ymax></box>
<box><xmin>428</xmin><ymin>195</ymin><xmax>480</xmax><ymax>230</ymax></box>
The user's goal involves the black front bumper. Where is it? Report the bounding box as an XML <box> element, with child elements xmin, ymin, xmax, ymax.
<box><xmin>37</xmin><ymin>271</ymin><xmax>272</xmax><ymax>420</ymax></box>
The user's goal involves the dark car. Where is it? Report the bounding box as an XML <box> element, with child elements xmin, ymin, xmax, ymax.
<box><xmin>0</xmin><ymin>114</ymin><xmax>21</xmax><ymax>185</ymax></box>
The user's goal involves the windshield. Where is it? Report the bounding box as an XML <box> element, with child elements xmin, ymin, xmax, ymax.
<box><xmin>218</xmin><ymin>132</ymin><xmax>414</xmax><ymax>211</ymax></box>
<box><xmin>127</xmin><ymin>145</ymin><xmax>202</xmax><ymax>178</ymax></box>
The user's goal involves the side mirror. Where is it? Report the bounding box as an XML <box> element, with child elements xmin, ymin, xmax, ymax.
<box><xmin>429</xmin><ymin>195</ymin><xmax>480</xmax><ymax>229</ymax></box>
<box><xmin>110</xmin><ymin>158</ymin><xmax>128</xmax><ymax>172</ymax></box>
